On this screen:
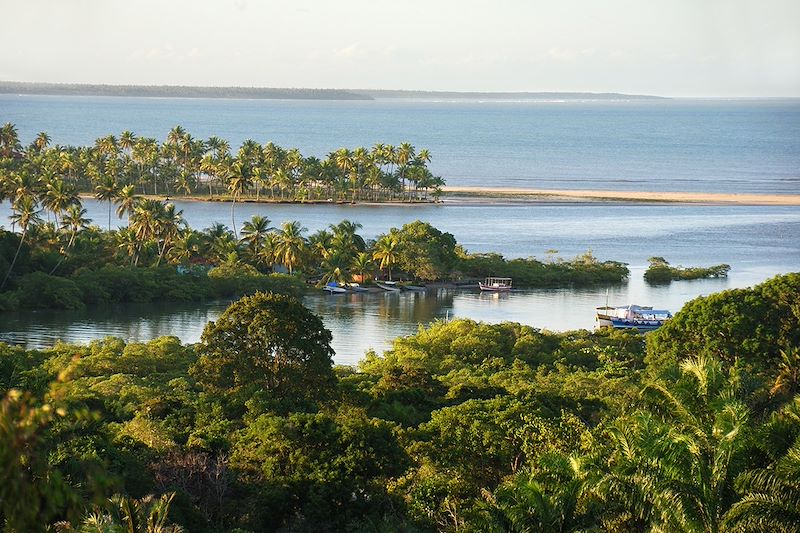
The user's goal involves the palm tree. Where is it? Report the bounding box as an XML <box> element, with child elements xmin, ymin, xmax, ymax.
<box><xmin>240</xmin><ymin>215</ymin><xmax>274</xmax><ymax>253</ymax></box>
<box><xmin>724</xmin><ymin>398</ymin><xmax>800</xmax><ymax>532</ymax></box>
<box><xmin>116</xmin><ymin>227</ymin><xmax>142</xmax><ymax>266</ymax></box>
<box><xmin>275</xmin><ymin>220</ymin><xmax>307</xmax><ymax>275</ymax></box>
<box><xmin>60</xmin><ymin>204</ymin><xmax>91</xmax><ymax>249</ymax></box>
<box><xmin>74</xmin><ymin>493</ymin><xmax>184</xmax><ymax>533</ymax></box>
<box><xmin>115</xmin><ymin>184</ymin><xmax>140</xmax><ymax>223</ymax></box>
<box><xmin>770</xmin><ymin>348</ymin><xmax>800</xmax><ymax>398</ymax></box>
<box><xmin>33</xmin><ymin>131</ymin><xmax>51</xmax><ymax>152</ymax></box>
<box><xmin>154</xmin><ymin>203</ymin><xmax>186</xmax><ymax>265</ymax></box>
<box><xmin>595</xmin><ymin>356</ymin><xmax>752</xmax><ymax>532</ymax></box>
<box><xmin>0</xmin><ymin>122</ymin><xmax>21</xmax><ymax>157</ymax></box>
<box><xmin>1</xmin><ymin>196</ymin><xmax>42</xmax><ymax>290</ymax></box>
<box><xmin>227</xmin><ymin>160</ymin><xmax>253</xmax><ymax>238</ymax></box>
<box><xmin>351</xmin><ymin>252</ymin><xmax>375</xmax><ymax>283</ymax></box>
<box><xmin>320</xmin><ymin>253</ymin><xmax>351</xmax><ymax>285</ymax></box>
<box><xmin>119</xmin><ymin>130</ymin><xmax>137</xmax><ymax>155</ymax></box>
<box><xmin>308</xmin><ymin>229</ymin><xmax>334</xmax><ymax>263</ymax></box>
<box><xmin>43</xmin><ymin>178</ymin><xmax>78</xmax><ymax>226</ymax></box>
<box><xmin>94</xmin><ymin>175</ymin><xmax>119</xmax><ymax>230</ymax></box>
<box><xmin>331</xmin><ymin>219</ymin><xmax>366</xmax><ymax>253</ymax></box>
<box><xmin>167</xmin><ymin>231</ymin><xmax>202</xmax><ymax>265</ymax></box>
<box><xmin>373</xmin><ymin>234</ymin><xmax>399</xmax><ymax>281</ymax></box>
<box><xmin>49</xmin><ymin>204</ymin><xmax>90</xmax><ymax>274</ymax></box>
<box><xmin>476</xmin><ymin>453</ymin><xmax>591</xmax><ymax>532</ymax></box>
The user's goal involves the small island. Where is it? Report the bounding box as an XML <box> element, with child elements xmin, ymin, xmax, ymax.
<box><xmin>644</xmin><ymin>256</ymin><xmax>731</xmax><ymax>283</ymax></box>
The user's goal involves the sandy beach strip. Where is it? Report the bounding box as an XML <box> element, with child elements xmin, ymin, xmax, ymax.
<box><xmin>441</xmin><ymin>186</ymin><xmax>800</xmax><ymax>206</ymax></box>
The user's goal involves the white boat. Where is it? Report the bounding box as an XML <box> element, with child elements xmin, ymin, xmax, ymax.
<box><xmin>347</xmin><ymin>283</ymin><xmax>370</xmax><ymax>292</ymax></box>
<box><xmin>376</xmin><ymin>281</ymin><xmax>401</xmax><ymax>292</ymax></box>
<box><xmin>479</xmin><ymin>277</ymin><xmax>512</xmax><ymax>292</ymax></box>
<box><xmin>596</xmin><ymin>304</ymin><xmax>671</xmax><ymax>331</ymax></box>
<box><xmin>323</xmin><ymin>282</ymin><xmax>348</xmax><ymax>293</ymax></box>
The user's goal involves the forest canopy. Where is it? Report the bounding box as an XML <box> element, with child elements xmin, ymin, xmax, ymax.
<box><xmin>1</xmin><ymin>273</ymin><xmax>798</xmax><ymax>531</ymax></box>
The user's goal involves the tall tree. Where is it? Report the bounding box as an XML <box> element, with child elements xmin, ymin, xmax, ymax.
<box><xmin>94</xmin><ymin>175</ymin><xmax>119</xmax><ymax>231</ymax></box>
<box><xmin>373</xmin><ymin>234</ymin><xmax>399</xmax><ymax>281</ymax></box>
<box><xmin>0</xmin><ymin>195</ymin><xmax>42</xmax><ymax>290</ymax></box>
<box><xmin>227</xmin><ymin>160</ymin><xmax>253</xmax><ymax>239</ymax></box>
<box><xmin>275</xmin><ymin>221</ymin><xmax>307</xmax><ymax>275</ymax></box>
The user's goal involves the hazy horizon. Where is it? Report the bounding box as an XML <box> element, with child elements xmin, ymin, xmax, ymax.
<box><xmin>1</xmin><ymin>0</ymin><xmax>799</xmax><ymax>98</ymax></box>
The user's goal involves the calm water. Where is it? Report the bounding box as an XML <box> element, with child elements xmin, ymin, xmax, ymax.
<box><xmin>1</xmin><ymin>199</ymin><xmax>798</xmax><ymax>364</ymax></box>
<box><xmin>1</xmin><ymin>95</ymin><xmax>799</xmax><ymax>193</ymax></box>
<box><xmin>1</xmin><ymin>96</ymin><xmax>798</xmax><ymax>363</ymax></box>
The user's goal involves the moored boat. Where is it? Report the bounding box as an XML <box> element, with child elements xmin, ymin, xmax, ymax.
<box><xmin>479</xmin><ymin>277</ymin><xmax>513</xmax><ymax>292</ymax></box>
<box><xmin>596</xmin><ymin>304</ymin><xmax>671</xmax><ymax>331</ymax></box>
<box><xmin>376</xmin><ymin>281</ymin><xmax>401</xmax><ymax>292</ymax></box>
<box><xmin>323</xmin><ymin>282</ymin><xmax>349</xmax><ymax>293</ymax></box>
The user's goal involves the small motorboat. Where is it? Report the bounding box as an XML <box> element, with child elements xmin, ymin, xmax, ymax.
<box><xmin>347</xmin><ymin>283</ymin><xmax>370</xmax><ymax>292</ymax></box>
<box><xmin>323</xmin><ymin>282</ymin><xmax>349</xmax><ymax>294</ymax></box>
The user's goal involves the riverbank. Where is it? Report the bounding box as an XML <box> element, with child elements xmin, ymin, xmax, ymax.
<box><xmin>441</xmin><ymin>186</ymin><xmax>800</xmax><ymax>206</ymax></box>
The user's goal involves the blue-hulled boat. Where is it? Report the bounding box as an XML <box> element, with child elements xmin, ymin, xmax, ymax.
<box><xmin>596</xmin><ymin>304</ymin><xmax>672</xmax><ymax>332</ymax></box>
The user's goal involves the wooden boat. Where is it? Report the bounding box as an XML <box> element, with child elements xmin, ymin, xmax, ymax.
<box><xmin>376</xmin><ymin>281</ymin><xmax>401</xmax><ymax>292</ymax></box>
<box><xmin>323</xmin><ymin>282</ymin><xmax>349</xmax><ymax>294</ymax></box>
<box><xmin>596</xmin><ymin>304</ymin><xmax>671</xmax><ymax>331</ymax></box>
<box><xmin>479</xmin><ymin>277</ymin><xmax>512</xmax><ymax>292</ymax></box>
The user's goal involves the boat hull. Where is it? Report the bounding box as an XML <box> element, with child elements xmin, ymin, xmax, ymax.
<box><xmin>607</xmin><ymin>318</ymin><xmax>666</xmax><ymax>331</ymax></box>
<box><xmin>479</xmin><ymin>283</ymin><xmax>512</xmax><ymax>292</ymax></box>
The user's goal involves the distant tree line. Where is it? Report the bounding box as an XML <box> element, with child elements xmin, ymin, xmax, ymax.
<box><xmin>0</xmin><ymin>122</ymin><xmax>445</xmax><ymax>212</ymax></box>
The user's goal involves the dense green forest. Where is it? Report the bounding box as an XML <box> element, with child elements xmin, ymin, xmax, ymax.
<box><xmin>0</xmin><ymin>122</ymin><xmax>443</xmax><ymax>204</ymax></box>
<box><xmin>1</xmin><ymin>273</ymin><xmax>798</xmax><ymax>531</ymax></box>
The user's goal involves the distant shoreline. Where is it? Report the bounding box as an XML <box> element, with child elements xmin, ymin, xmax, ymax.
<box><xmin>441</xmin><ymin>186</ymin><xmax>800</xmax><ymax>206</ymax></box>
<box><xmin>0</xmin><ymin>81</ymin><xmax>665</xmax><ymax>101</ymax></box>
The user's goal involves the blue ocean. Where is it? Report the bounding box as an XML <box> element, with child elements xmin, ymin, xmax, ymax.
<box><xmin>1</xmin><ymin>95</ymin><xmax>798</xmax><ymax>194</ymax></box>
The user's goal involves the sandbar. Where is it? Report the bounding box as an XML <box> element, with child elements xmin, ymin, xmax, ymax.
<box><xmin>441</xmin><ymin>186</ymin><xmax>800</xmax><ymax>206</ymax></box>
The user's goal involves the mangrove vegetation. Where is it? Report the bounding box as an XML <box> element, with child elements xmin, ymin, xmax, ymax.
<box><xmin>644</xmin><ymin>256</ymin><xmax>731</xmax><ymax>283</ymax></box>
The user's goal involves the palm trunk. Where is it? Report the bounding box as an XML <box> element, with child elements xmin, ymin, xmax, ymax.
<box><xmin>231</xmin><ymin>194</ymin><xmax>237</xmax><ymax>239</ymax></box>
<box><xmin>0</xmin><ymin>228</ymin><xmax>26</xmax><ymax>291</ymax></box>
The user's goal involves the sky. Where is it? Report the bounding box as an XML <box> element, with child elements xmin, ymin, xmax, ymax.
<box><xmin>1</xmin><ymin>0</ymin><xmax>799</xmax><ymax>97</ymax></box>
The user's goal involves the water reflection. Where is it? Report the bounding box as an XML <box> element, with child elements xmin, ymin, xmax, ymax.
<box><xmin>0</xmin><ymin>266</ymin><xmax>774</xmax><ymax>366</ymax></box>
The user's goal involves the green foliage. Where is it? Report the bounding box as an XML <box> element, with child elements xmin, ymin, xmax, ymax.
<box><xmin>0</xmin><ymin>279</ymin><xmax>798</xmax><ymax>531</ymax></box>
<box><xmin>460</xmin><ymin>250</ymin><xmax>629</xmax><ymax>287</ymax></box>
<box><xmin>644</xmin><ymin>256</ymin><xmax>731</xmax><ymax>283</ymax></box>
<box><xmin>8</xmin><ymin>271</ymin><xmax>85</xmax><ymax>310</ymax></box>
<box><xmin>0</xmin><ymin>229</ymin><xmax>32</xmax><ymax>281</ymax></box>
<box><xmin>192</xmin><ymin>292</ymin><xmax>335</xmax><ymax>408</ymax></box>
<box><xmin>231</xmin><ymin>409</ymin><xmax>407</xmax><ymax>530</ymax></box>
<box><xmin>646</xmin><ymin>273</ymin><xmax>800</xmax><ymax>377</ymax></box>
<box><xmin>385</xmin><ymin>221</ymin><xmax>459</xmax><ymax>281</ymax></box>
